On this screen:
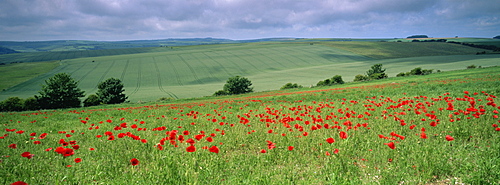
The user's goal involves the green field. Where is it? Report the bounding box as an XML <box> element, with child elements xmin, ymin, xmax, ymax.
<box><xmin>1</xmin><ymin>39</ymin><xmax>500</xmax><ymax>103</ymax></box>
<box><xmin>1</xmin><ymin>67</ymin><xmax>499</xmax><ymax>184</ymax></box>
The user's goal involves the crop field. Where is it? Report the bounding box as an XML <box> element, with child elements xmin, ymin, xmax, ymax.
<box><xmin>1</xmin><ymin>67</ymin><xmax>499</xmax><ymax>184</ymax></box>
<box><xmin>2</xmin><ymin>41</ymin><xmax>500</xmax><ymax>103</ymax></box>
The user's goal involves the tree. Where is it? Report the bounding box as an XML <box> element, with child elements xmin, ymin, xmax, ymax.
<box><xmin>353</xmin><ymin>74</ymin><xmax>369</xmax><ymax>82</ymax></box>
<box><xmin>316</xmin><ymin>75</ymin><xmax>344</xmax><ymax>86</ymax></box>
<box><xmin>367</xmin><ymin>64</ymin><xmax>387</xmax><ymax>80</ymax></box>
<box><xmin>23</xmin><ymin>97</ymin><xmax>40</xmax><ymax>111</ymax></box>
<box><xmin>36</xmin><ymin>73</ymin><xmax>85</xmax><ymax>109</ymax></box>
<box><xmin>221</xmin><ymin>76</ymin><xmax>253</xmax><ymax>95</ymax></box>
<box><xmin>97</xmin><ymin>78</ymin><xmax>127</xmax><ymax>104</ymax></box>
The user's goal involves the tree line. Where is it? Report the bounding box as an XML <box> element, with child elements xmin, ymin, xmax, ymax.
<box><xmin>0</xmin><ymin>73</ymin><xmax>127</xmax><ymax>112</ymax></box>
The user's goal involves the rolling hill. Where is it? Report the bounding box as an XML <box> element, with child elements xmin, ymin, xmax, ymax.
<box><xmin>1</xmin><ymin>39</ymin><xmax>499</xmax><ymax>102</ymax></box>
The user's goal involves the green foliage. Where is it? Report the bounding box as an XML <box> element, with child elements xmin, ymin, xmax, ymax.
<box><xmin>407</xmin><ymin>35</ymin><xmax>428</xmax><ymax>38</ymax></box>
<box><xmin>280</xmin><ymin>83</ymin><xmax>303</xmax><ymax>90</ymax></box>
<box><xmin>366</xmin><ymin>64</ymin><xmax>387</xmax><ymax>80</ymax></box>
<box><xmin>23</xmin><ymin>97</ymin><xmax>40</xmax><ymax>111</ymax></box>
<box><xmin>36</xmin><ymin>73</ymin><xmax>85</xmax><ymax>109</ymax></box>
<box><xmin>213</xmin><ymin>90</ymin><xmax>229</xmax><ymax>96</ymax></box>
<box><xmin>396</xmin><ymin>72</ymin><xmax>406</xmax><ymax>77</ymax></box>
<box><xmin>221</xmin><ymin>76</ymin><xmax>253</xmax><ymax>95</ymax></box>
<box><xmin>317</xmin><ymin>75</ymin><xmax>344</xmax><ymax>86</ymax></box>
<box><xmin>157</xmin><ymin>97</ymin><xmax>175</xmax><ymax>102</ymax></box>
<box><xmin>494</xmin><ymin>35</ymin><xmax>500</xmax><ymax>39</ymax></box>
<box><xmin>467</xmin><ymin>64</ymin><xmax>477</xmax><ymax>69</ymax></box>
<box><xmin>97</xmin><ymin>78</ymin><xmax>127</xmax><ymax>104</ymax></box>
<box><xmin>83</xmin><ymin>94</ymin><xmax>101</xmax><ymax>107</ymax></box>
<box><xmin>353</xmin><ymin>74</ymin><xmax>369</xmax><ymax>82</ymax></box>
<box><xmin>0</xmin><ymin>97</ymin><xmax>24</xmax><ymax>112</ymax></box>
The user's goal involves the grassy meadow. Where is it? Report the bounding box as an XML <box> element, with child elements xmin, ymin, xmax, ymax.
<box><xmin>1</xmin><ymin>40</ymin><xmax>500</xmax><ymax>102</ymax></box>
<box><xmin>1</xmin><ymin>66</ymin><xmax>499</xmax><ymax>184</ymax></box>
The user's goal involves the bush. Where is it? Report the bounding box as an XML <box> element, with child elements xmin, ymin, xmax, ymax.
<box><xmin>410</xmin><ymin>67</ymin><xmax>423</xmax><ymax>75</ymax></box>
<box><xmin>317</xmin><ymin>75</ymin><xmax>344</xmax><ymax>86</ymax></box>
<box><xmin>467</xmin><ymin>65</ymin><xmax>477</xmax><ymax>69</ymax></box>
<box><xmin>36</xmin><ymin>73</ymin><xmax>85</xmax><ymax>109</ymax></box>
<box><xmin>157</xmin><ymin>97</ymin><xmax>175</xmax><ymax>102</ymax></box>
<box><xmin>353</xmin><ymin>74</ymin><xmax>369</xmax><ymax>82</ymax></box>
<box><xmin>0</xmin><ymin>97</ymin><xmax>24</xmax><ymax>112</ymax></box>
<box><xmin>97</xmin><ymin>78</ymin><xmax>127</xmax><ymax>104</ymax></box>
<box><xmin>396</xmin><ymin>72</ymin><xmax>406</xmax><ymax>77</ymax></box>
<box><xmin>280</xmin><ymin>83</ymin><xmax>302</xmax><ymax>90</ymax></box>
<box><xmin>369</xmin><ymin>73</ymin><xmax>388</xmax><ymax>80</ymax></box>
<box><xmin>83</xmin><ymin>94</ymin><xmax>101</xmax><ymax>107</ymax></box>
<box><xmin>218</xmin><ymin>76</ymin><xmax>253</xmax><ymax>95</ymax></box>
<box><xmin>213</xmin><ymin>90</ymin><xmax>229</xmax><ymax>96</ymax></box>
<box><xmin>23</xmin><ymin>97</ymin><xmax>40</xmax><ymax>111</ymax></box>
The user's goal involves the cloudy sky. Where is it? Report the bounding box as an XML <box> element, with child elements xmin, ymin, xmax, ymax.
<box><xmin>1</xmin><ymin>0</ymin><xmax>499</xmax><ymax>41</ymax></box>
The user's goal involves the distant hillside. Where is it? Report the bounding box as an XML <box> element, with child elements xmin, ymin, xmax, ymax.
<box><xmin>0</xmin><ymin>46</ymin><xmax>19</xmax><ymax>55</ymax></box>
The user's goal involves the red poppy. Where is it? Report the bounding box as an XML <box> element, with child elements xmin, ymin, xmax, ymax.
<box><xmin>420</xmin><ymin>132</ymin><xmax>427</xmax><ymax>139</ymax></box>
<box><xmin>33</xmin><ymin>141</ymin><xmax>41</xmax><ymax>144</ymax></box>
<box><xmin>325</xmin><ymin>151</ymin><xmax>331</xmax><ymax>156</ymax></box>
<box><xmin>45</xmin><ymin>147</ymin><xmax>53</xmax><ymax>151</ymax></box>
<box><xmin>21</xmin><ymin>152</ymin><xmax>33</xmax><ymax>159</ymax></box>
<box><xmin>326</xmin><ymin>137</ymin><xmax>335</xmax><ymax>144</ymax></box>
<box><xmin>11</xmin><ymin>181</ymin><xmax>28</xmax><ymax>185</ymax></box>
<box><xmin>72</xmin><ymin>145</ymin><xmax>80</xmax><ymax>150</ymax></box>
<box><xmin>333</xmin><ymin>148</ymin><xmax>339</xmax><ymax>154</ymax></box>
<box><xmin>206</xmin><ymin>137</ymin><xmax>213</xmax><ymax>142</ymax></box>
<box><xmin>288</xmin><ymin>146</ymin><xmax>294</xmax><ymax>151</ymax></box>
<box><xmin>445</xmin><ymin>135</ymin><xmax>454</xmax><ymax>141</ymax></box>
<box><xmin>339</xmin><ymin>131</ymin><xmax>348</xmax><ymax>139</ymax></box>
<box><xmin>384</xmin><ymin>142</ymin><xmax>396</xmax><ymax>149</ymax></box>
<box><xmin>130</xmin><ymin>158</ymin><xmax>139</xmax><ymax>166</ymax></box>
<box><xmin>8</xmin><ymin>143</ymin><xmax>16</xmax><ymax>149</ymax></box>
<box><xmin>260</xmin><ymin>149</ymin><xmax>267</xmax><ymax>153</ymax></box>
<box><xmin>186</xmin><ymin>145</ymin><xmax>196</xmax><ymax>152</ymax></box>
<box><xmin>209</xmin><ymin>146</ymin><xmax>219</xmax><ymax>154</ymax></box>
<box><xmin>74</xmin><ymin>158</ymin><xmax>82</xmax><ymax>163</ymax></box>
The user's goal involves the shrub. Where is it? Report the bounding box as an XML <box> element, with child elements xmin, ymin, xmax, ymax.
<box><xmin>83</xmin><ymin>94</ymin><xmax>101</xmax><ymax>107</ymax></box>
<box><xmin>157</xmin><ymin>97</ymin><xmax>175</xmax><ymax>102</ymax></box>
<box><xmin>369</xmin><ymin>73</ymin><xmax>388</xmax><ymax>80</ymax></box>
<box><xmin>467</xmin><ymin>65</ymin><xmax>477</xmax><ymax>69</ymax></box>
<box><xmin>353</xmin><ymin>74</ymin><xmax>369</xmax><ymax>82</ymax></box>
<box><xmin>36</xmin><ymin>73</ymin><xmax>85</xmax><ymax>109</ymax></box>
<box><xmin>317</xmin><ymin>75</ymin><xmax>344</xmax><ymax>86</ymax></box>
<box><xmin>280</xmin><ymin>83</ymin><xmax>302</xmax><ymax>90</ymax></box>
<box><xmin>97</xmin><ymin>78</ymin><xmax>127</xmax><ymax>104</ymax></box>
<box><xmin>396</xmin><ymin>72</ymin><xmax>406</xmax><ymax>77</ymax></box>
<box><xmin>23</xmin><ymin>97</ymin><xmax>40</xmax><ymax>111</ymax></box>
<box><xmin>213</xmin><ymin>90</ymin><xmax>229</xmax><ymax>96</ymax></box>
<box><xmin>410</xmin><ymin>67</ymin><xmax>423</xmax><ymax>75</ymax></box>
<box><xmin>0</xmin><ymin>97</ymin><xmax>24</xmax><ymax>112</ymax></box>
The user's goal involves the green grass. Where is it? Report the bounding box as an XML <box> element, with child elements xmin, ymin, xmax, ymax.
<box><xmin>1</xmin><ymin>67</ymin><xmax>499</xmax><ymax>184</ymax></box>
<box><xmin>2</xmin><ymin>41</ymin><xmax>500</xmax><ymax>103</ymax></box>
<box><xmin>0</xmin><ymin>61</ymin><xmax>60</xmax><ymax>91</ymax></box>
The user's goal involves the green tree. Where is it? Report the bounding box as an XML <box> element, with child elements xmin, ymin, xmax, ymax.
<box><xmin>83</xmin><ymin>94</ymin><xmax>101</xmax><ymax>107</ymax></box>
<box><xmin>36</xmin><ymin>73</ymin><xmax>85</xmax><ymax>109</ymax></box>
<box><xmin>331</xmin><ymin>75</ymin><xmax>344</xmax><ymax>84</ymax></box>
<box><xmin>97</xmin><ymin>78</ymin><xmax>127</xmax><ymax>104</ymax></box>
<box><xmin>367</xmin><ymin>64</ymin><xmax>387</xmax><ymax>80</ymax></box>
<box><xmin>221</xmin><ymin>76</ymin><xmax>253</xmax><ymax>95</ymax></box>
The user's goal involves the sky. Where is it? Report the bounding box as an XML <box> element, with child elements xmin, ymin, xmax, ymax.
<box><xmin>0</xmin><ymin>0</ymin><xmax>499</xmax><ymax>41</ymax></box>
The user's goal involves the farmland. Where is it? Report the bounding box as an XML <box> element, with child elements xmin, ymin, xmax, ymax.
<box><xmin>1</xmin><ymin>66</ymin><xmax>499</xmax><ymax>184</ymax></box>
<box><xmin>1</xmin><ymin>39</ymin><xmax>500</xmax><ymax>102</ymax></box>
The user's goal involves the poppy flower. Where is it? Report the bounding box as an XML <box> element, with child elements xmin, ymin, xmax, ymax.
<box><xmin>206</xmin><ymin>137</ymin><xmax>213</xmax><ymax>142</ymax></box>
<box><xmin>11</xmin><ymin>181</ymin><xmax>28</xmax><ymax>185</ymax></box>
<box><xmin>260</xmin><ymin>149</ymin><xmax>267</xmax><ymax>153</ymax></box>
<box><xmin>8</xmin><ymin>144</ymin><xmax>16</xmax><ymax>149</ymax></box>
<box><xmin>288</xmin><ymin>146</ymin><xmax>294</xmax><ymax>151</ymax></box>
<box><xmin>326</xmin><ymin>137</ymin><xmax>335</xmax><ymax>144</ymax></box>
<box><xmin>445</xmin><ymin>135</ymin><xmax>454</xmax><ymax>141</ymax></box>
<box><xmin>208</xmin><ymin>146</ymin><xmax>219</xmax><ymax>154</ymax></box>
<box><xmin>333</xmin><ymin>148</ymin><xmax>339</xmax><ymax>154</ymax></box>
<box><xmin>339</xmin><ymin>131</ymin><xmax>348</xmax><ymax>139</ymax></box>
<box><xmin>130</xmin><ymin>158</ymin><xmax>139</xmax><ymax>166</ymax></box>
<box><xmin>325</xmin><ymin>151</ymin><xmax>331</xmax><ymax>156</ymax></box>
<box><xmin>74</xmin><ymin>158</ymin><xmax>82</xmax><ymax>163</ymax></box>
<box><xmin>186</xmin><ymin>145</ymin><xmax>196</xmax><ymax>152</ymax></box>
<box><xmin>384</xmin><ymin>142</ymin><xmax>396</xmax><ymax>149</ymax></box>
<box><xmin>21</xmin><ymin>152</ymin><xmax>33</xmax><ymax>159</ymax></box>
